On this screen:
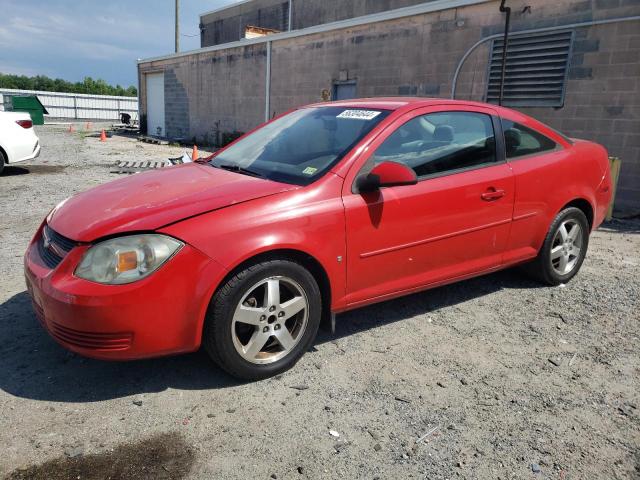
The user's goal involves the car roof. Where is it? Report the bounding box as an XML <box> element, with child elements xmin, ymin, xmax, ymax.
<box><xmin>303</xmin><ymin>97</ymin><xmax>573</xmax><ymax>148</ymax></box>
<box><xmin>305</xmin><ymin>97</ymin><xmax>504</xmax><ymax>112</ymax></box>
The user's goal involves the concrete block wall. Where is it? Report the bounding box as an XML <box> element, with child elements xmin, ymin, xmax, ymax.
<box><xmin>139</xmin><ymin>43</ymin><xmax>268</xmax><ymax>143</ymax></box>
<box><xmin>164</xmin><ymin>69</ymin><xmax>190</xmax><ymax>139</ymax></box>
<box><xmin>289</xmin><ymin>0</ymin><xmax>442</xmax><ymax>31</ymax></box>
<box><xmin>200</xmin><ymin>0</ymin><xmax>442</xmax><ymax>47</ymax></box>
<box><xmin>139</xmin><ymin>0</ymin><xmax>640</xmax><ymax>214</ymax></box>
<box><xmin>268</xmin><ymin>12</ymin><xmax>485</xmax><ymax>111</ymax></box>
<box><xmin>531</xmin><ymin>19</ymin><xmax>640</xmax><ymax>215</ymax></box>
<box><xmin>201</xmin><ymin>0</ymin><xmax>290</xmax><ymax>47</ymax></box>
<box><xmin>455</xmin><ymin>0</ymin><xmax>640</xmax><ymax>214</ymax></box>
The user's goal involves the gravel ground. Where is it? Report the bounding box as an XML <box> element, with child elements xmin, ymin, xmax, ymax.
<box><xmin>0</xmin><ymin>126</ymin><xmax>638</xmax><ymax>480</ymax></box>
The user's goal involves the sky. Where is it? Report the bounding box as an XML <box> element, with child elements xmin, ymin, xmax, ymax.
<box><xmin>0</xmin><ymin>0</ymin><xmax>239</xmax><ymax>88</ymax></box>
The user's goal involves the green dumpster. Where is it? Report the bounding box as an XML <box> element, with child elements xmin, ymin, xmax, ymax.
<box><xmin>9</xmin><ymin>95</ymin><xmax>48</xmax><ymax>125</ymax></box>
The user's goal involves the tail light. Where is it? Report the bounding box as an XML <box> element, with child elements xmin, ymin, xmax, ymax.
<box><xmin>16</xmin><ymin>119</ymin><xmax>33</xmax><ymax>129</ymax></box>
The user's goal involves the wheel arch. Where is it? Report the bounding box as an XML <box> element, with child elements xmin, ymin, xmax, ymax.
<box><xmin>0</xmin><ymin>143</ymin><xmax>8</xmax><ymax>164</ymax></box>
<box><xmin>560</xmin><ymin>197</ymin><xmax>594</xmax><ymax>230</ymax></box>
<box><xmin>207</xmin><ymin>248</ymin><xmax>333</xmax><ymax>330</ymax></box>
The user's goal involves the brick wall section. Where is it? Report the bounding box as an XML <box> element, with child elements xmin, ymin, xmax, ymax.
<box><xmin>139</xmin><ymin>0</ymin><xmax>640</xmax><ymax>214</ymax></box>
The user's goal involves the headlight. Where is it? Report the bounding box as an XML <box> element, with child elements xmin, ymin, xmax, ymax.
<box><xmin>75</xmin><ymin>234</ymin><xmax>183</xmax><ymax>285</ymax></box>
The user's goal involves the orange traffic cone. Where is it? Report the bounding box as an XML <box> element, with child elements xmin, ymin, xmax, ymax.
<box><xmin>191</xmin><ymin>144</ymin><xmax>199</xmax><ymax>161</ymax></box>
<box><xmin>99</xmin><ymin>129</ymin><xmax>107</xmax><ymax>142</ymax></box>
<box><xmin>68</xmin><ymin>124</ymin><xmax>75</xmax><ymax>133</ymax></box>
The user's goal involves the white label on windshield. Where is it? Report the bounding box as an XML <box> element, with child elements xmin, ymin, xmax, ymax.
<box><xmin>337</xmin><ymin>109</ymin><xmax>381</xmax><ymax>121</ymax></box>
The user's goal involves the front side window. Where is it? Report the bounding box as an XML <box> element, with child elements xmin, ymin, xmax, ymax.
<box><xmin>210</xmin><ymin>106</ymin><xmax>389</xmax><ymax>185</ymax></box>
<box><xmin>371</xmin><ymin>111</ymin><xmax>497</xmax><ymax>178</ymax></box>
<box><xmin>501</xmin><ymin>119</ymin><xmax>557</xmax><ymax>159</ymax></box>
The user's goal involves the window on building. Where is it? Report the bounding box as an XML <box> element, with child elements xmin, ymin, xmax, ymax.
<box><xmin>371</xmin><ymin>111</ymin><xmax>497</xmax><ymax>178</ymax></box>
<box><xmin>486</xmin><ymin>30</ymin><xmax>573</xmax><ymax>107</ymax></box>
<box><xmin>333</xmin><ymin>82</ymin><xmax>357</xmax><ymax>101</ymax></box>
<box><xmin>502</xmin><ymin>119</ymin><xmax>558</xmax><ymax>159</ymax></box>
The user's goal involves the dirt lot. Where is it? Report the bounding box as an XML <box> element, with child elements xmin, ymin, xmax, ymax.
<box><xmin>0</xmin><ymin>125</ymin><xmax>638</xmax><ymax>480</ymax></box>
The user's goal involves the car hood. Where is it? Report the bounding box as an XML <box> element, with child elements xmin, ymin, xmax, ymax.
<box><xmin>48</xmin><ymin>162</ymin><xmax>298</xmax><ymax>242</ymax></box>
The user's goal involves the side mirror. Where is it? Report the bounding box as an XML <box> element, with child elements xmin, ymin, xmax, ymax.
<box><xmin>357</xmin><ymin>161</ymin><xmax>418</xmax><ymax>192</ymax></box>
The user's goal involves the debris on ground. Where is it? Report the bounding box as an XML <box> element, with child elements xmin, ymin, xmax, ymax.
<box><xmin>416</xmin><ymin>426</ymin><xmax>440</xmax><ymax>444</ymax></box>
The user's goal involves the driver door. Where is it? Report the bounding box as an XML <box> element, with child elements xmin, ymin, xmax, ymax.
<box><xmin>342</xmin><ymin>105</ymin><xmax>514</xmax><ymax>307</ymax></box>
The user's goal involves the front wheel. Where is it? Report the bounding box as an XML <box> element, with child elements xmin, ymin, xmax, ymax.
<box><xmin>527</xmin><ymin>207</ymin><xmax>590</xmax><ymax>286</ymax></box>
<box><xmin>203</xmin><ymin>260</ymin><xmax>321</xmax><ymax>380</ymax></box>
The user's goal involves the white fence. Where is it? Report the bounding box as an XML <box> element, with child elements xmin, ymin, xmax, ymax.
<box><xmin>0</xmin><ymin>88</ymin><xmax>138</xmax><ymax>121</ymax></box>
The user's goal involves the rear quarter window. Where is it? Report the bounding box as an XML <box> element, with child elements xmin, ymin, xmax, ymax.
<box><xmin>501</xmin><ymin>119</ymin><xmax>558</xmax><ymax>159</ymax></box>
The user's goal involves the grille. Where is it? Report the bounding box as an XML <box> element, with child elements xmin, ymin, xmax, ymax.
<box><xmin>50</xmin><ymin>322</ymin><xmax>133</xmax><ymax>351</ymax></box>
<box><xmin>486</xmin><ymin>30</ymin><xmax>573</xmax><ymax>107</ymax></box>
<box><xmin>37</xmin><ymin>225</ymin><xmax>77</xmax><ymax>269</ymax></box>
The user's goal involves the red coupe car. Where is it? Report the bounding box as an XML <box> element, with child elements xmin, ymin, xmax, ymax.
<box><xmin>24</xmin><ymin>98</ymin><xmax>612</xmax><ymax>379</ymax></box>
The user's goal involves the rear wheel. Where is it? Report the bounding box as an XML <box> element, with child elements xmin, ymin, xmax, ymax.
<box><xmin>203</xmin><ymin>260</ymin><xmax>321</xmax><ymax>380</ymax></box>
<box><xmin>526</xmin><ymin>207</ymin><xmax>589</xmax><ymax>286</ymax></box>
<box><xmin>0</xmin><ymin>150</ymin><xmax>6</xmax><ymax>175</ymax></box>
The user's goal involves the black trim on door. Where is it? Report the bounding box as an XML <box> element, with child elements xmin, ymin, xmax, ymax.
<box><xmin>492</xmin><ymin>115</ymin><xmax>506</xmax><ymax>164</ymax></box>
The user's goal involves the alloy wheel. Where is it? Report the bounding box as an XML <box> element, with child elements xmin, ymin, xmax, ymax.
<box><xmin>549</xmin><ymin>219</ymin><xmax>583</xmax><ymax>276</ymax></box>
<box><xmin>231</xmin><ymin>276</ymin><xmax>309</xmax><ymax>364</ymax></box>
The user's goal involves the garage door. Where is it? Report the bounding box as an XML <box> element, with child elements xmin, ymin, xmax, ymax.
<box><xmin>146</xmin><ymin>73</ymin><xmax>165</xmax><ymax>137</ymax></box>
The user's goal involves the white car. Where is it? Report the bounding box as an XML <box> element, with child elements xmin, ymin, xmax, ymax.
<box><xmin>0</xmin><ymin>111</ymin><xmax>41</xmax><ymax>174</ymax></box>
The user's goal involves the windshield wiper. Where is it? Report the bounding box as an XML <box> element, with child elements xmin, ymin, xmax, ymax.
<box><xmin>214</xmin><ymin>163</ymin><xmax>266</xmax><ymax>179</ymax></box>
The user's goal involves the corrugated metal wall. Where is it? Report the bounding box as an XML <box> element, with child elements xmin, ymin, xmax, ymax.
<box><xmin>0</xmin><ymin>88</ymin><xmax>138</xmax><ymax>121</ymax></box>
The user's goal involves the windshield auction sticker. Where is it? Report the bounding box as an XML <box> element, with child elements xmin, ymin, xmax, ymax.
<box><xmin>337</xmin><ymin>110</ymin><xmax>381</xmax><ymax>121</ymax></box>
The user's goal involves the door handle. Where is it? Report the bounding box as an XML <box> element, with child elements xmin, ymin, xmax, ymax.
<box><xmin>481</xmin><ymin>188</ymin><xmax>505</xmax><ymax>201</ymax></box>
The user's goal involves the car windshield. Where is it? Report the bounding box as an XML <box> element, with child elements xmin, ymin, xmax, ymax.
<box><xmin>209</xmin><ymin>106</ymin><xmax>390</xmax><ymax>185</ymax></box>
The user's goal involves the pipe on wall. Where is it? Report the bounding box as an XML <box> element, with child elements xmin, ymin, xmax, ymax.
<box><xmin>497</xmin><ymin>0</ymin><xmax>511</xmax><ymax>106</ymax></box>
<box><xmin>265</xmin><ymin>40</ymin><xmax>272</xmax><ymax>122</ymax></box>
<box><xmin>450</xmin><ymin>15</ymin><xmax>640</xmax><ymax>100</ymax></box>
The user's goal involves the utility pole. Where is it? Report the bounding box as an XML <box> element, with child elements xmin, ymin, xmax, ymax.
<box><xmin>288</xmin><ymin>0</ymin><xmax>293</xmax><ymax>31</ymax></box>
<box><xmin>175</xmin><ymin>0</ymin><xmax>180</xmax><ymax>53</ymax></box>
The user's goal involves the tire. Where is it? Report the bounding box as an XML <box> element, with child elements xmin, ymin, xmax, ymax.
<box><xmin>203</xmin><ymin>259</ymin><xmax>322</xmax><ymax>380</ymax></box>
<box><xmin>526</xmin><ymin>207</ymin><xmax>590</xmax><ymax>286</ymax></box>
<box><xmin>0</xmin><ymin>150</ymin><xmax>5</xmax><ymax>176</ymax></box>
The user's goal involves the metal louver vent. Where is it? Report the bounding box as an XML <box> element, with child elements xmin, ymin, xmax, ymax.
<box><xmin>487</xmin><ymin>30</ymin><xmax>574</xmax><ymax>107</ymax></box>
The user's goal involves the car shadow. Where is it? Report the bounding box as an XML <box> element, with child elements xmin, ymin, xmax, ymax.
<box><xmin>0</xmin><ymin>165</ymin><xmax>67</xmax><ymax>176</ymax></box>
<box><xmin>1</xmin><ymin>165</ymin><xmax>31</xmax><ymax>176</ymax></box>
<box><xmin>316</xmin><ymin>268</ymin><xmax>543</xmax><ymax>344</ymax></box>
<box><xmin>0</xmin><ymin>269</ymin><xmax>542</xmax><ymax>403</ymax></box>
<box><xmin>599</xmin><ymin>218</ymin><xmax>640</xmax><ymax>235</ymax></box>
<box><xmin>0</xmin><ymin>291</ymin><xmax>242</xmax><ymax>403</ymax></box>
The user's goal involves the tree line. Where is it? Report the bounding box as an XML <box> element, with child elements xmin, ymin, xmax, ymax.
<box><xmin>0</xmin><ymin>73</ymin><xmax>137</xmax><ymax>97</ymax></box>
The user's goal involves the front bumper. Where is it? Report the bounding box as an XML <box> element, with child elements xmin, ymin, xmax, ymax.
<box><xmin>24</xmin><ymin>227</ymin><xmax>226</xmax><ymax>360</ymax></box>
